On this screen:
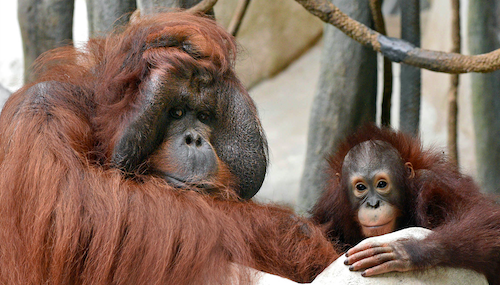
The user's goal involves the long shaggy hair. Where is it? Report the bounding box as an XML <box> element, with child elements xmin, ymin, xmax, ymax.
<box><xmin>0</xmin><ymin>12</ymin><xmax>337</xmax><ymax>284</ymax></box>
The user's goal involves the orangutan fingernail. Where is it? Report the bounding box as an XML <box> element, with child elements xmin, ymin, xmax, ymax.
<box><xmin>361</xmin><ymin>271</ymin><xmax>366</xmax><ymax>277</ymax></box>
<box><xmin>349</xmin><ymin>265</ymin><xmax>354</xmax><ymax>271</ymax></box>
<box><xmin>344</xmin><ymin>259</ymin><xmax>349</xmax><ymax>265</ymax></box>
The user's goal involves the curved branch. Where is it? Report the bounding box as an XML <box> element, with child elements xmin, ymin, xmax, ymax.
<box><xmin>228</xmin><ymin>0</ymin><xmax>252</xmax><ymax>36</ymax></box>
<box><xmin>369</xmin><ymin>0</ymin><xmax>392</xmax><ymax>127</ymax></box>
<box><xmin>295</xmin><ymin>0</ymin><xmax>500</xmax><ymax>73</ymax></box>
<box><xmin>187</xmin><ymin>0</ymin><xmax>219</xmax><ymax>14</ymax></box>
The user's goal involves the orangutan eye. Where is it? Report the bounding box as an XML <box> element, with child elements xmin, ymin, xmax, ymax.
<box><xmin>170</xmin><ymin>108</ymin><xmax>184</xmax><ymax>119</ymax></box>
<box><xmin>377</xmin><ymin>180</ymin><xmax>388</xmax><ymax>189</ymax></box>
<box><xmin>353</xmin><ymin>182</ymin><xmax>368</xmax><ymax>198</ymax></box>
<box><xmin>356</xmin><ymin>183</ymin><xmax>367</xmax><ymax>191</ymax></box>
<box><xmin>197</xmin><ymin>112</ymin><xmax>211</xmax><ymax>122</ymax></box>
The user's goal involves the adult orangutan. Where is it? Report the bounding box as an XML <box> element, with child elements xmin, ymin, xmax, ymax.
<box><xmin>311</xmin><ymin>124</ymin><xmax>500</xmax><ymax>284</ymax></box>
<box><xmin>0</xmin><ymin>12</ymin><xmax>338</xmax><ymax>284</ymax></box>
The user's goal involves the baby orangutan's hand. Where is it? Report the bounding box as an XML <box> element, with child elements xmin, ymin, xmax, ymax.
<box><xmin>344</xmin><ymin>240</ymin><xmax>416</xmax><ymax>277</ymax></box>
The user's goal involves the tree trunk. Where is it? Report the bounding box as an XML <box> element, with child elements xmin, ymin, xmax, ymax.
<box><xmin>468</xmin><ymin>1</ymin><xmax>500</xmax><ymax>195</ymax></box>
<box><xmin>18</xmin><ymin>0</ymin><xmax>74</xmax><ymax>83</ymax></box>
<box><xmin>298</xmin><ymin>0</ymin><xmax>377</xmax><ymax>212</ymax></box>
<box><xmin>137</xmin><ymin>0</ymin><xmax>214</xmax><ymax>16</ymax></box>
<box><xmin>138</xmin><ymin>0</ymin><xmax>202</xmax><ymax>9</ymax></box>
<box><xmin>399</xmin><ymin>0</ymin><xmax>421</xmax><ymax>135</ymax></box>
<box><xmin>86</xmin><ymin>0</ymin><xmax>136</xmax><ymax>37</ymax></box>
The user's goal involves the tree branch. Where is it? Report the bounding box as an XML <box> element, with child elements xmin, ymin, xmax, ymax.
<box><xmin>228</xmin><ymin>0</ymin><xmax>251</xmax><ymax>36</ymax></box>
<box><xmin>369</xmin><ymin>0</ymin><xmax>392</xmax><ymax>126</ymax></box>
<box><xmin>447</xmin><ymin>0</ymin><xmax>461</xmax><ymax>164</ymax></box>
<box><xmin>295</xmin><ymin>0</ymin><xmax>500</xmax><ymax>73</ymax></box>
<box><xmin>187</xmin><ymin>0</ymin><xmax>219</xmax><ymax>14</ymax></box>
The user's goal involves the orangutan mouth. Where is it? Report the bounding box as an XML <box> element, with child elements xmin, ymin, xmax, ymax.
<box><xmin>360</xmin><ymin>219</ymin><xmax>396</xmax><ymax>237</ymax></box>
<box><xmin>361</xmin><ymin>220</ymin><xmax>393</xmax><ymax>229</ymax></box>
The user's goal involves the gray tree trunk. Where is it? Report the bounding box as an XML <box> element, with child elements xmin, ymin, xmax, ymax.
<box><xmin>399</xmin><ymin>0</ymin><xmax>421</xmax><ymax>135</ymax></box>
<box><xmin>138</xmin><ymin>0</ymin><xmax>202</xmax><ymax>9</ymax></box>
<box><xmin>86</xmin><ymin>0</ymin><xmax>136</xmax><ymax>37</ymax></box>
<box><xmin>137</xmin><ymin>0</ymin><xmax>213</xmax><ymax>16</ymax></box>
<box><xmin>18</xmin><ymin>0</ymin><xmax>74</xmax><ymax>83</ymax></box>
<box><xmin>468</xmin><ymin>1</ymin><xmax>500</xmax><ymax>195</ymax></box>
<box><xmin>297</xmin><ymin>0</ymin><xmax>377</xmax><ymax>212</ymax></box>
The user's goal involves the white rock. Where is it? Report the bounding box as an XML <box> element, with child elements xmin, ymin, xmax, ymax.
<box><xmin>252</xmin><ymin>227</ymin><xmax>488</xmax><ymax>285</ymax></box>
<box><xmin>252</xmin><ymin>270</ymin><xmax>301</xmax><ymax>285</ymax></box>
<box><xmin>312</xmin><ymin>227</ymin><xmax>488</xmax><ymax>285</ymax></box>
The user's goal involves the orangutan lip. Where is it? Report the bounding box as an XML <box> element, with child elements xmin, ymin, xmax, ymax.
<box><xmin>165</xmin><ymin>174</ymin><xmax>213</xmax><ymax>191</ymax></box>
<box><xmin>361</xmin><ymin>220</ymin><xmax>393</xmax><ymax>229</ymax></box>
<box><xmin>165</xmin><ymin>174</ymin><xmax>188</xmax><ymax>188</ymax></box>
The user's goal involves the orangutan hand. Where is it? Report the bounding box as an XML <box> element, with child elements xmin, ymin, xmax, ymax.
<box><xmin>343</xmin><ymin>240</ymin><xmax>416</xmax><ymax>277</ymax></box>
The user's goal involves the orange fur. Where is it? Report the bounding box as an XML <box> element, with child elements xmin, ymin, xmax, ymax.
<box><xmin>312</xmin><ymin>124</ymin><xmax>500</xmax><ymax>284</ymax></box>
<box><xmin>0</xmin><ymin>12</ymin><xmax>338</xmax><ymax>284</ymax></box>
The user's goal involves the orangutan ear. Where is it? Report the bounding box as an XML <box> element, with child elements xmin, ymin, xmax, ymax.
<box><xmin>405</xmin><ymin>162</ymin><xmax>415</xmax><ymax>179</ymax></box>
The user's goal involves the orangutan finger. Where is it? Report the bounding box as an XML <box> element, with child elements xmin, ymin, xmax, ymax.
<box><xmin>345</xmin><ymin>246</ymin><xmax>393</xmax><ymax>265</ymax></box>
<box><xmin>361</xmin><ymin>260</ymin><xmax>410</xmax><ymax>276</ymax></box>
<box><xmin>349</xmin><ymin>253</ymin><xmax>396</xmax><ymax>271</ymax></box>
<box><xmin>346</xmin><ymin>242</ymin><xmax>383</xmax><ymax>257</ymax></box>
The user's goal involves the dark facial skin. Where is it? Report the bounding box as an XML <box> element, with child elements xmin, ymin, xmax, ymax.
<box><xmin>112</xmin><ymin>69</ymin><xmax>268</xmax><ymax>199</ymax></box>
<box><xmin>342</xmin><ymin>140</ymin><xmax>416</xmax><ymax>276</ymax></box>
<box><xmin>149</xmin><ymin>106</ymin><xmax>219</xmax><ymax>186</ymax></box>
<box><xmin>342</xmin><ymin>140</ymin><xmax>410</xmax><ymax>237</ymax></box>
<box><xmin>348</xmin><ymin>169</ymin><xmax>400</xmax><ymax>237</ymax></box>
